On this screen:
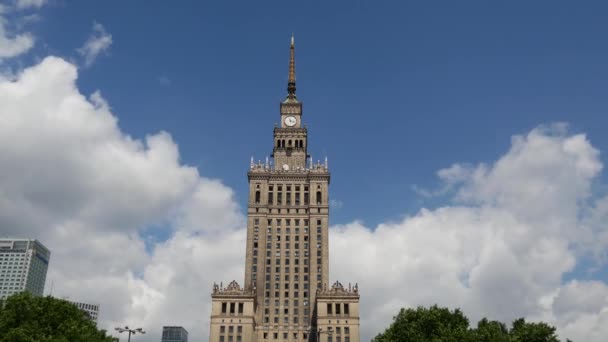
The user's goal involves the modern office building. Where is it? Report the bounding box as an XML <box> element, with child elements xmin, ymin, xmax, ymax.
<box><xmin>162</xmin><ymin>326</ymin><xmax>188</xmax><ymax>342</ymax></box>
<box><xmin>66</xmin><ymin>299</ymin><xmax>100</xmax><ymax>324</ymax></box>
<box><xmin>209</xmin><ymin>37</ymin><xmax>360</xmax><ymax>342</ymax></box>
<box><xmin>0</xmin><ymin>239</ymin><xmax>50</xmax><ymax>299</ymax></box>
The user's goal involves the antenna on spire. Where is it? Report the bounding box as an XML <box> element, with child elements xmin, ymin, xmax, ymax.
<box><xmin>287</xmin><ymin>34</ymin><xmax>296</xmax><ymax>98</ymax></box>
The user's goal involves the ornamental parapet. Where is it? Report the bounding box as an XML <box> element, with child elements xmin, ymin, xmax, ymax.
<box><xmin>211</xmin><ymin>280</ymin><xmax>256</xmax><ymax>298</ymax></box>
<box><xmin>316</xmin><ymin>281</ymin><xmax>360</xmax><ymax>298</ymax></box>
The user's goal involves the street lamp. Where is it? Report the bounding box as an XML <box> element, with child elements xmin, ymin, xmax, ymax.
<box><xmin>114</xmin><ymin>326</ymin><xmax>145</xmax><ymax>342</ymax></box>
<box><xmin>316</xmin><ymin>327</ymin><xmax>333</xmax><ymax>342</ymax></box>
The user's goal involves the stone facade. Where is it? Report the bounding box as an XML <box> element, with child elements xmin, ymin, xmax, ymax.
<box><xmin>210</xmin><ymin>36</ymin><xmax>360</xmax><ymax>342</ymax></box>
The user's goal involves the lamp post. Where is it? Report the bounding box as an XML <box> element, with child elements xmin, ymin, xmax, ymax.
<box><xmin>114</xmin><ymin>326</ymin><xmax>145</xmax><ymax>342</ymax></box>
<box><xmin>316</xmin><ymin>327</ymin><xmax>333</xmax><ymax>342</ymax></box>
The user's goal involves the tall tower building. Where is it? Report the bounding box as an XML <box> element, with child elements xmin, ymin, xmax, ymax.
<box><xmin>0</xmin><ymin>239</ymin><xmax>50</xmax><ymax>299</ymax></box>
<box><xmin>209</xmin><ymin>37</ymin><xmax>360</xmax><ymax>342</ymax></box>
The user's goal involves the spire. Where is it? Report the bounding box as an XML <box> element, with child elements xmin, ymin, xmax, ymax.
<box><xmin>287</xmin><ymin>34</ymin><xmax>296</xmax><ymax>98</ymax></box>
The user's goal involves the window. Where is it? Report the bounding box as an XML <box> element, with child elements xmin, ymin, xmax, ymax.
<box><xmin>316</xmin><ymin>191</ymin><xmax>322</xmax><ymax>204</ymax></box>
<box><xmin>220</xmin><ymin>326</ymin><xmax>226</xmax><ymax>333</ymax></box>
<box><xmin>238</xmin><ymin>302</ymin><xmax>244</xmax><ymax>314</ymax></box>
<box><xmin>230</xmin><ymin>302</ymin><xmax>235</xmax><ymax>314</ymax></box>
<box><xmin>327</xmin><ymin>303</ymin><xmax>332</xmax><ymax>314</ymax></box>
<box><xmin>229</xmin><ymin>326</ymin><xmax>234</xmax><ymax>333</ymax></box>
<box><xmin>220</xmin><ymin>337</ymin><xmax>225</xmax><ymax>342</ymax></box>
<box><xmin>255</xmin><ymin>191</ymin><xmax>261</xmax><ymax>203</ymax></box>
<box><xmin>336</xmin><ymin>303</ymin><xmax>341</xmax><ymax>314</ymax></box>
<box><xmin>222</xmin><ymin>302</ymin><xmax>227</xmax><ymax>313</ymax></box>
<box><xmin>344</xmin><ymin>303</ymin><xmax>350</xmax><ymax>315</ymax></box>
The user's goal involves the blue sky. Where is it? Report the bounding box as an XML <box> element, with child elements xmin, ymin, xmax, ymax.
<box><xmin>22</xmin><ymin>0</ymin><xmax>607</xmax><ymax>227</ymax></box>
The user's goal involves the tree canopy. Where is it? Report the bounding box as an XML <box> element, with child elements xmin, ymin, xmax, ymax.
<box><xmin>0</xmin><ymin>292</ymin><xmax>116</xmax><ymax>342</ymax></box>
<box><xmin>373</xmin><ymin>305</ymin><xmax>564</xmax><ymax>342</ymax></box>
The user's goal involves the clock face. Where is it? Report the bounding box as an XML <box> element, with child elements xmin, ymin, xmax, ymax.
<box><xmin>282</xmin><ymin>164</ymin><xmax>290</xmax><ymax>171</ymax></box>
<box><xmin>284</xmin><ymin>116</ymin><xmax>297</xmax><ymax>127</ymax></box>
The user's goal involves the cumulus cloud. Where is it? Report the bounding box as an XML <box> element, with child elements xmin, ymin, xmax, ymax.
<box><xmin>0</xmin><ymin>16</ymin><xmax>34</xmax><ymax>58</ymax></box>
<box><xmin>330</xmin><ymin>126</ymin><xmax>608</xmax><ymax>341</ymax></box>
<box><xmin>0</xmin><ymin>56</ymin><xmax>243</xmax><ymax>340</ymax></box>
<box><xmin>1</xmin><ymin>55</ymin><xmax>608</xmax><ymax>342</ymax></box>
<box><xmin>78</xmin><ymin>22</ymin><xmax>112</xmax><ymax>67</ymax></box>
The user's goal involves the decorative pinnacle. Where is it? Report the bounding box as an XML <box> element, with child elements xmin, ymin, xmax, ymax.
<box><xmin>287</xmin><ymin>34</ymin><xmax>296</xmax><ymax>97</ymax></box>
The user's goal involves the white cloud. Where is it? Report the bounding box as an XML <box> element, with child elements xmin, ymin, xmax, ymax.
<box><xmin>330</xmin><ymin>126</ymin><xmax>608</xmax><ymax>341</ymax></box>
<box><xmin>0</xmin><ymin>56</ymin><xmax>242</xmax><ymax>340</ymax></box>
<box><xmin>78</xmin><ymin>22</ymin><xmax>112</xmax><ymax>67</ymax></box>
<box><xmin>15</xmin><ymin>0</ymin><xmax>47</xmax><ymax>10</ymax></box>
<box><xmin>0</xmin><ymin>16</ymin><xmax>34</xmax><ymax>58</ymax></box>
<box><xmin>1</xmin><ymin>55</ymin><xmax>608</xmax><ymax>342</ymax></box>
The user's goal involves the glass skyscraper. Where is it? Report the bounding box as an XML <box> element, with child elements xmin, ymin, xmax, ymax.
<box><xmin>0</xmin><ymin>239</ymin><xmax>50</xmax><ymax>299</ymax></box>
<box><xmin>162</xmin><ymin>326</ymin><xmax>188</xmax><ymax>342</ymax></box>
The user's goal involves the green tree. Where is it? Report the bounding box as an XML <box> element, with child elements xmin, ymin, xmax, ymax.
<box><xmin>372</xmin><ymin>305</ymin><xmax>472</xmax><ymax>342</ymax></box>
<box><xmin>470</xmin><ymin>317</ymin><xmax>510</xmax><ymax>342</ymax></box>
<box><xmin>509</xmin><ymin>318</ymin><xmax>560</xmax><ymax>342</ymax></box>
<box><xmin>0</xmin><ymin>292</ymin><xmax>117</xmax><ymax>342</ymax></box>
<box><xmin>373</xmin><ymin>305</ymin><xmax>569</xmax><ymax>342</ymax></box>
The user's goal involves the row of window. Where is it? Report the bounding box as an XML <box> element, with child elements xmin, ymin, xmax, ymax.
<box><xmin>254</xmin><ymin>218</ymin><xmax>323</xmax><ymax>226</ymax></box>
<box><xmin>276</xmin><ymin>139</ymin><xmax>305</xmax><ymax>149</ymax></box>
<box><xmin>256</xmin><ymin>191</ymin><xmax>323</xmax><ymax>206</ymax></box>
<box><xmin>263</xmin><ymin>331</ymin><xmax>309</xmax><ymax>340</ymax></box>
<box><xmin>219</xmin><ymin>335</ymin><xmax>241</xmax><ymax>342</ymax></box>
<box><xmin>219</xmin><ymin>325</ymin><xmax>243</xmax><ymax>334</ymax></box>
<box><xmin>265</xmin><ymin>307</ymin><xmax>310</xmax><ymax>316</ymax></box>
<box><xmin>264</xmin><ymin>290</ymin><xmax>308</xmax><ymax>298</ymax></box>
<box><xmin>262</xmin><ymin>282</ymin><xmax>323</xmax><ymax>292</ymax></box>
<box><xmin>253</xmin><ymin>184</ymin><xmax>325</xmax><ymax>205</ymax></box>
<box><xmin>221</xmin><ymin>302</ymin><xmax>244</xmax><ymax>315</ymax></box>
<box><xmin>254</xmin><ymin>242</ymin><xmax>322</xmax><ymax>250</ymax></box>
<box><xmin>255</xmin><ymin>249</ymin><xmax>320</xmax><ymax>258</ymax></box>
<box><xmin>264</xmin><ymin>316</ymin><xmax>309</xmax><ymax>325</ymax></box>
<box><xmin>263</xmin><ymin>299</ymin><xmax>309</xmax><ymax>307</ymax></box>
<box><xmin>258</xmin><ymin>329</ymin><xmax>351</xmax><ymax>341</ymax></box>
<box><xmin>327</xmin><ymin>303</ymin><xmax>350</xmax><ymax>315</ymax></box>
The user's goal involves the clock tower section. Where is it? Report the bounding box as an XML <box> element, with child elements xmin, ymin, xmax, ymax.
<box><xmin>274</xmin><ymin>36</ymin><xmax>308</xmax><ymax>172</ymax></box>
